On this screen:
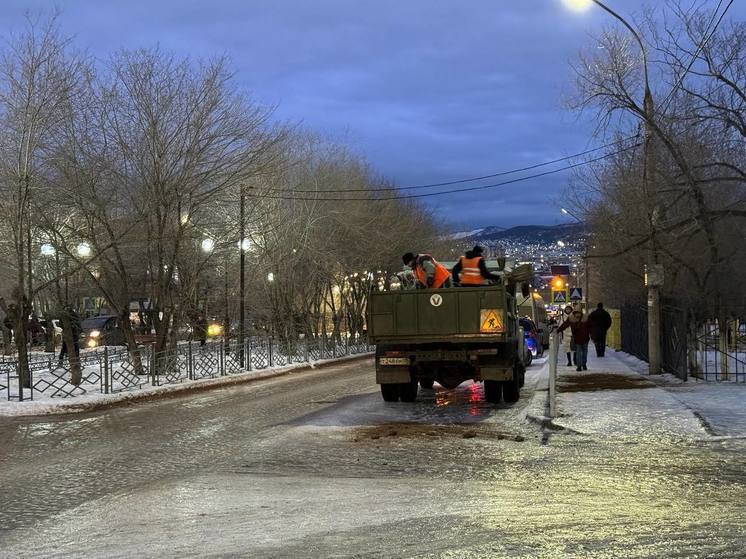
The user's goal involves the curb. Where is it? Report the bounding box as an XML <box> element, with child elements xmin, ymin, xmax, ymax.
<box><xmin>0</xmin><ymin>353</ymin><xmax>374</xmax><ymax>419</ymax></box>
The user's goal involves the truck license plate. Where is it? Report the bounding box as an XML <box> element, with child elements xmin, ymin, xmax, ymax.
<box><xmin>379</xmin><ymin>357</ymin><xmax>409</xmax><ymax>366</ymax></box>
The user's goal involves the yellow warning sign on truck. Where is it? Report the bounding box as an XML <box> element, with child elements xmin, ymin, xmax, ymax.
<box><xmin>480</xmin><ymin>309</ymin><xmax>504</xmax><ymax>333</ymax></box>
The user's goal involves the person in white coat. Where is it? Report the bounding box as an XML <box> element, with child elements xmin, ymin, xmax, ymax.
<box><xmin>558</xmin><ymin>305</ymin><xmax>576</xmax><ymax>367</ymax></box>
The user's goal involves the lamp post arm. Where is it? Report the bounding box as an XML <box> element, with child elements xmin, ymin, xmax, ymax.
<box><xmin>591</xmin><ymin>0</ymin><xmax>651</xmax><ymax>101</ymax></box>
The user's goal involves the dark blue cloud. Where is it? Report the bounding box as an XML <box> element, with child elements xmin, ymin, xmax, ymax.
<box><xmin>2</xmin><ymin>0</ymin><xmax>742</xmax><ymax>229</ymax></box>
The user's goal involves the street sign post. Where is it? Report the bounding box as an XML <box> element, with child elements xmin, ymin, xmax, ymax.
<box><xmin>569</xmin><ymin>287</ymin><xmax>583</xmax><ymax>301</ymax></box>
<box><xmin>552</xmin><ymin>290</ymin><xmax>568</xmax><ymax>304</ymax></box>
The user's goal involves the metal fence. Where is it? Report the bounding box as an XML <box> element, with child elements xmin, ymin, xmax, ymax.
<box><xmin>689</xmin><ymin>324</ymin><xmax>746</xmax><ymax>382</ymax></box>
<box><xmin>620</xmin><ymin>304</ymin><xmax>648</xmax><ymax>363</ymax></box>
<box><xmin>620</xmin><ymin>304</ymin><xmax>745</xmax><ymax>382</ymax></box>
<box><xmin>1</xmin><ymin>336</ymin><xmax>372</xmax><ymax>402</ymax></box>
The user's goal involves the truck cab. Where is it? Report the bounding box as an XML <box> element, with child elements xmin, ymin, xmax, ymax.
<box><xmin>367</xmin><ymin>261</ymin><xmax>532</xmax><ymax>404</ymax></box>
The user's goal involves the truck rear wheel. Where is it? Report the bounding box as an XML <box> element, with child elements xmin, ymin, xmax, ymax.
<box><xmin>419</xmin><ymin>378</ymin><xmax>434</xmax><ymax>389</ymax></box>
<box><xmin>503</xmin><ymin>366</ymin><xmax>521</xmax><ymax>403</ymax></box>
<box><xmin>400</xmin><ymin>379</ymin><xmax>419</xmax><ymax>402</ymax></box>
<box><xmin>484</xmin><ymin>380</ymin><xmax>502</xmax><ymax>403</ymax></box>
<box><xmin>380</xmin><ymin>384</ymin><xmax>400</xmax><ymax>402</ymax></box>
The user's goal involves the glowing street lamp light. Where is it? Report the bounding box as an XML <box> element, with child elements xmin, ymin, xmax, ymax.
<box><xmin>76</xmin><ymin>243</ymin><xmax>92</xmax><ymax>258</ymax></box>
<box><xmin>40</xmin><ymin>243</ymin><xmax>56</xmax><ymax>256</ymax></box>
<box><xmin>562</xmin><ymin>0</ymin><xmax>593</xmax><ymax>12</ymax></box>
<box><xmin>557</xmin><ymin>240</ymin><xmax>566</xmax><ymax>248</ymax></box>
<box><xmin>201</xmin><ymin>238</ymin><xmax>215</xmax><ymax>253</ymax></box>
<box><xmin>238</xmin><ymin>238</ymin><xmax>252</xmax><ymax>252</ymax></box>
<box><xmin>267</xmin><ymin>272</ymin><xmax>275</xmax><ymax>283</ymax></box>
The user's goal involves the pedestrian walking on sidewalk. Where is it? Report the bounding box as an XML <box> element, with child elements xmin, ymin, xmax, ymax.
<box><xmin>589</xmin><ymin>302</ymin><xmax>612</xmax><ymax>357</ymax></box>
<box><xmin>559</xmin><ymin>310</ymin><xmax>590</xmax><ymax>371</ymax></box>
<box><xmin>558</xmin><ymin>305</ymin><xmax>575</xmax><ymax>366</ymax></box>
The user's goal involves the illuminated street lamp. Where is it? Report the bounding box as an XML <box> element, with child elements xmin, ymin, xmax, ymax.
<box><xmin>201</xmin><ymin>238</ymin><xmax>215</xmax><ymax>253</ymax></box>
<box><xmin>267</xmin><ymin>272</ymin><xmax>274</xmax><ymax>283</ymax></box>
<box><xmin>76</xmin><ymin>243</ymin><xmax>92</xmax><ymax>258</ymax></box>
<box><xmin>557</xmin><ymin>240</ymin><xmax>566</xmax><ymax>248</ymax></box>
<box><xmin>40</xmin><ymin>243</ymin><xmax>56</xmax><ymax>256</ymax></box>
<box><xmin>562</xmin><ymin>0</ymin><xmax>593</xmax><ymax>12</ymax></box>
<box><xmin>238</xmin><ymin>238</ymin><xmax>252</xmax><ymax>252</ymax></box>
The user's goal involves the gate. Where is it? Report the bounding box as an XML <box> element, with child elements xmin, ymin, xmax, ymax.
<box><xmin>661</xmin><ymin>304</ymin><xmax>688</xmax><ymax>381</ymax></box>
<box><xmin>620</xmin><ymin>302</ymin><xmax>688</xmax><ymax>380</ymax></box>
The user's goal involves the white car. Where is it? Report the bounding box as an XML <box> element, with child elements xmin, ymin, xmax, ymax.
<box><xmin>43</xmin><ymin>319</ymin><xmax>63</xmax><ymax>344</ymax></box>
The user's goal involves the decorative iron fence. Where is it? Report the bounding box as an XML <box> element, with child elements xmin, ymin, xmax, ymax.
<box><xmin>2</xmin><ymin>336</ymin><xmax>372</xmax><ymax>402</ymax></box>
<box><xmin>689</xmin><ymin>324</ymin><xmax>746</xmax><ymax>382</ymax></box>
<box><xmin>620</xmin><ymin>304</ymin><xmax>648</xmax><ymax>363</ymax></box>
<box><xmin>621</xmin><ymin>304</ymin><xmax>744</xmax><ymax>382</ymax></box>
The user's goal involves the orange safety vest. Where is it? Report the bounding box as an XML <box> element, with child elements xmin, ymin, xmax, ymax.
<box><xmin>458</xmin><ymin>256</ymin><xmax>484</xmax><ymax>285</ymax></box>
<box><xmin>413</xmin><ymin>255</ymin><xmax>451</xmax><ymax>288</ymax></box>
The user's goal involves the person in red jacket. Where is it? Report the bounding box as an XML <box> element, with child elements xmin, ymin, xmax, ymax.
<box><xmin>558</xmin><ymin>310</ymin><xmax>591</xmax><ymax>371</ymax></box>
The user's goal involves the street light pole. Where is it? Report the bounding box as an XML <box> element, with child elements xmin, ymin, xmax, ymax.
<box><xmin>26</xmin><ymin>197</ymin><xmax>33</xmax><ymax>313</ymax></box>
<box><xmin>574</xmin><ymin>0</ymin><xmax>661</xmax><ymax>374</ymax></box>
<box><xmin>239</xmin><ymin>183</ymin><xmax>246</xmax><ymax>368</ymax></box>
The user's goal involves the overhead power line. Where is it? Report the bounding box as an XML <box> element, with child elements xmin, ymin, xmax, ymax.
<box><xmin>246</xmin><ymin>141</ymin><xmax>643</xmax><ymax>202</ymax></box>
<box><xmin>258</xmin><ymin>136</ymin><xmax>640</xmax><ymax>194</ymax></box>
<box><xmin>657</xmin><ymin>0</ymin><xmax>735</xmax><ymax>115</ymax></box>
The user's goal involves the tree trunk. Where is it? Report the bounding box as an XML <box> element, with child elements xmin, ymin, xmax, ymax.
<box><xmin>120</xmin><ymin>314</ymin><xmax>144</xmax><ymax>375</ymax></box>
<box><xmin>59</xmin><ymin>313</ymin><xmax>82</xmax><ymax>386</ymax></box>
<box><xmin>719</xmin><ymin>316</ymin><xmax>730</xmax><ymax>381</ymax></box>
<box><xmin>13</xmin><ymin>315</ymin><xmax>30</xmax><ymax>389</ymax></box>
<box><xmin>44</xmin><ymin>312</ymin><xmax>55</xmax><ymax>354</ymax></box>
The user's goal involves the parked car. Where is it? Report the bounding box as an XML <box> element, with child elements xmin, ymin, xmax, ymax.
<box><xmin>81</xmin><ymin>315</ymin><xmax>126</xmax><ymax>348</ymax></box>
<box><xmin>519</xmin><ymin>316</ymin><xmax>543</xmax><ymax>362</ymax></box>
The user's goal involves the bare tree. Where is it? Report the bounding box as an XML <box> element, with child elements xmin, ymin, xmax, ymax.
<box><xmin>568</xmin><ymin>1</ymin><xmax>745</xmax><ymax>326</ymax></box>
<box><xmin>0</xmin><ymin>15</ymin><xmax>84</xmax><ymax>385</ymax></box>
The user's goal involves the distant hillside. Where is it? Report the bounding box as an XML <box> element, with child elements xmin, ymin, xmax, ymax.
<box><xmin>452</xmin><ymin>223</ymin><xmax>585</xmax><ymax>244</ymax></box>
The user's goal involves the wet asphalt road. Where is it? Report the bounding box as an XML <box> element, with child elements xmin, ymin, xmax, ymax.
<box><xmin>1</xmin><ymin>358</ymin><xmax>745</xmax><ymax>558</ymax></box>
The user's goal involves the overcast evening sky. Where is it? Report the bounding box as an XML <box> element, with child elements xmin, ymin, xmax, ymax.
<box><xmin>2</xmin><ymin>1</ymin><xmax>743</xmax><ymax>230</ymax></box>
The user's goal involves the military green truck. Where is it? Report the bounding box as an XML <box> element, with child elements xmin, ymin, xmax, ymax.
<box><xmin>367</xmin><ymin>262</ymin><xmax>532</xmax><ymax>404</ymax></box>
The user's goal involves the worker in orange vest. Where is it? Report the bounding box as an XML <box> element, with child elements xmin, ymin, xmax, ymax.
<box><xmin>402</xmin><ymin>252</ymin><xmax>452</xmax><ymax>289</ymax></box>
<box><xmin>451</xmin><ymin>245</ymin><xmax>501</xmax><ymax>286</ymax></box>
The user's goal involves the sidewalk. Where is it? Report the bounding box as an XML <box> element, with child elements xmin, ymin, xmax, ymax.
<box><xmin>549</xmin><ymin>349</ymin><xmax>746</xmax><ymax>441</ymax></box>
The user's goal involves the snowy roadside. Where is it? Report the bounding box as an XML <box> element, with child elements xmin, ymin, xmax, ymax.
<box><xmin>0</xmin><ymin>353</ymin><xmax>372</xmax><ymax>418</ymax></box>
<box><xmin>548</xmin><ymin>350</ymin><xmax>746</xmax><ymax>442</ymax></box>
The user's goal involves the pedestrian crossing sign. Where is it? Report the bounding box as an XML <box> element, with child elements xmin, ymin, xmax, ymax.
<box><xmin>480</xmin><ymin>309</ymin><xmax>504</xmax><ymax>333</ymax></box>
<box><xmin>552</xmin><ymin>290</ymin><xmax>567</xmax><ymax>303</ymax></box>
<box><xmin>570</xmin><ymin>287</ymin><xmax>583</xmax><ymax>301</ymax></box>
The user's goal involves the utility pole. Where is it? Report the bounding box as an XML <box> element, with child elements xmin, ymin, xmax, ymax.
<box><xmin>223</xmin><ymin>252</ymin><xmax>230</xmax><ymax>353</ymax></box>
<box><xmin>584</xmin><ymin>244</ymin><xmax>590</xmax><ymax>312</ymax></box>
<box><xmin>643</xmin><ymin>87</ymin><xmax>662</xmax><ymax>374</ymax></box>
<box><xmin>26</xmin><ymin>197</ymin><xmax>33</xmax><ymax>312</ymax></box>
<box><xmin>239</xmin><ymin>183</ymin><xmax>246</xmax><ymax>368</ymax></box>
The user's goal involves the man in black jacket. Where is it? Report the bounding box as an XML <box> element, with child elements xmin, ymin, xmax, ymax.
<box><xmin>451</xmin><ymin>246</ymin><xmax>501</xmax><ymax>286</ymax></box>
<box><xmin>588</xmin><ymin>302</ymin><xmax>612</xmax><ymax>357</ymax></box>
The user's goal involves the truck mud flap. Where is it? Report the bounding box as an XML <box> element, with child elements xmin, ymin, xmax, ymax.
<box><xmin>479</xmin><ymin>367</ymin><xmax>513</xmax><ymax>381</ymax></box>
<box><xmin>376</xmin><ymin>368</ymin><xmax>412</xmax><ymax>384</ymax></box>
